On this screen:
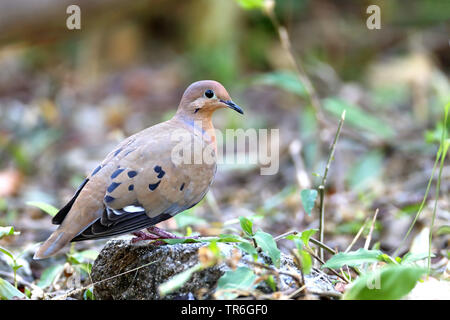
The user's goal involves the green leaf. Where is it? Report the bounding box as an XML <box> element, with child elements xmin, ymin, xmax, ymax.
<box><xmin>285</xmin><ymin>232</ymin><xmax>315</xmax><ymax>274</ymax></box>
<box><xmin>239</xmin><ymin>216</ymin><xmax>254</xmax><ymax>236</ymax></box>
<box><xmin>0</xmin><ymin>226</ymin><xmax>19</xmax><ymax>239</ymax></box>
<box><xmin>322</xmin><ymin>248</ymin><xmax>383</xmax><ymax>269</ymax></box>
<box><xmin>0</xmin><ymin>278</ymin><xmax>27</xmax><ymax>300</ymax></box>
<box><xmin>437</xmin><ymin>225</ymin><xmax>450</xmax><ymax>235</ymax></box>
<box><xmin>235</xmin><ymin>0</ymin><xmax>265</xmax><ymax>10</ymax></box>
<box><xmin>300</xmin><ymin>229</ymin><xmax>318</xmax><ymax>247</ymax></box>
<box><xmin>237</xmin><ymin>242</ymin><xmax>258</xmax><ymax>261</ymax></box>
<box><xmin>217</xmin><ymin>234</ymin><xmax>246</xmax><ymax>242</ymax></box>
<box><xmin>83</xmin><ymin>287</ymin><xmax>95</xmax><ymax>300</ymax></box>
<box><xmin>255</xmin><ymin>71</ymin><xmax>307</xmax><ymax>97</ymax></box>
<box><xmin>37</xmin><ymin>264</ymin><xmax>64</xmax><ymax>289</ymax></box>
<box><xmin>285</xmin><ymin>229</ymin><xmax>317</xmax><ymax>248</ymax></box>
<box><xmin>300</xmin><ymin>189</ymin><xmax>318</xmax><ymax>216</ymax></box>
<box><xmin>162</xmin><ymin>238</ymin><xmax>202</xmax><ymax>245</ymax></box>
<box><xmin>253</xmin><ymin>231</ymin><xmax>281</xmax><ymax>268</ymax></box>
<box><xmin>400</xmin><ymin>252</ymin><xmax>435</xmax><ymax>265</ymax></box>
<box><xmin>162</xmin><ymin>235</ymin><xmax>245</xmax><ymax>245</ymax></box>
<box><xmin>208</xmin><ymin>240</ymin><xmax>221</xmax><ymax>258</ymax></box>
<box><xmin>265</xmin><ymin>275</ymin><xmax>277</xmax><ymax>292</ymax></box>
<box><xmin>158</xmin><ymin>263</ymin><xmax>202</xmax><ymax>297</ymax></box>
<box><xmin>343</xmin><ymin>265</ymin><xmax>426</xmax><ymax>300</ymax></box>
<box><xmin>216</xmin><ymin>267</ymin><xmax>257</xmax><ymax>299</ymax></box>
<box><xmin>323</xmin><ymin>98</ymin><xmax>395</xmax><ymax>139</ymax></box>
<box><xmin>0</xmin><ymin>247</ymin><xmax>14</xmax><ymax>261</ymax></box>
<box><xmin>26</xmin><ymin>201</ymin><xmax>59</xmax><ymax>217</ymax></box>
<box><xmin>297</xmin><ymin>249</ymin><xmax>313</xmax><ymax>275</ymax></box>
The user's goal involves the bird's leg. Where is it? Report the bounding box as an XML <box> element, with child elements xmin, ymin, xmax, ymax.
<box><xmin>131</xmin><ymin>226</ymin><xmax>199</xmax><ymax>244</ymax></box>
<box><xmin>131</xmin><ymin>231</ymin><xmax>161</xmax><ymax>243</ymax></box>
<box><xmin>147</xmin><ymin>226</ymin><xmax>200</xmax><ymax>241</ymax></box>
<box><xmin>146</xmin><ymin>226</ymin><xmax>181</xmax><ymax>239</ymax></box>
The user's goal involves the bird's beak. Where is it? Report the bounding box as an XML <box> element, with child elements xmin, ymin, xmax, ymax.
<box><xmin>220</xmin><ymin>99</ymin><xmax>244</xmax><ymax>114</ymax></box>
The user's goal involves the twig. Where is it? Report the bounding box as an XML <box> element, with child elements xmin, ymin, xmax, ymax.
<box><xmin>309</xmin><ymin>237</ymin><xmax>336</xmax><ymax>255</ymax></box>
<box><xmin>318</xmin><ymin>110</ymin><xmax>346</xmax><ymax>260</ymax></box>
<box><xmin>287</xmin><ymin>284</ymin><xmax>307</xmax><ymax>299</ymax></box>
<box><xmin>305</xmin><ymin>247</ymin><xmax>349</xmax><ymax>284</ymax></box>
<box><xmin>274</xmin><ymin>229</ymin><xmax>336</xmax><ymax>255</ymax></box>
<box><xmin>364</xmin><ymin>209</ymin><xmax>379</xmax><ymax>250</ymax></box>
<box><xmin>246</xmin><ymin>260</ymin><xmax>303</xmax><ymax>287</ymax></box>
<box><xmin>274</xmin><ymin>230</ymin><xmax>298</xmax><ymax>242</ymax></box>
<box><xmin>393</xmin><ymin>147</ymin><xmax>441</xmax><ymax>257</ymax></box>
<box><xmin>345</xmin><ymin>217</ymin><xmax>369</xmax><ymax>253</ymax></box>
<box><xmin>51</xmin><ymin>260</ymin><xmax>157</xmax><ymax>300</ymax></box>
<box><xmin>263</xmin><ymin>0</ymin><xmax>323</xmax><ymax>121</ymax></box>
<box><xmin>275</xmin><ymin>230</ymin><xmax>360</xmax><ymax>277</ymax></box>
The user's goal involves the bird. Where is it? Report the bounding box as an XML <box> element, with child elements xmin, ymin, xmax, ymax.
<box><xmin>34</xmin><ymin>80</ymin><xmax>243</xmax><ymax>259</ymax></box>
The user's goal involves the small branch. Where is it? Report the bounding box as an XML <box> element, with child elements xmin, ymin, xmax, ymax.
<box><xmin>309</xmin><ymin>237</ymin><xmax>336</xmax><ymax>255</ymax></box>
<box><xmin>305</xmin><ymin>247</ymin><xmax>349</xmax><ymax>284</ymax></box>
<box><xmin>318</xmin><ymin>110</ymin><xmax>346</xmax><ymax>260</ymax></box>
<box><xmin>287</xmin><ymin>284</ymin><xmax>307</xmax><ymax>299</ymax></box>
<box><xmin>246</xmin><ymin>260</ymin><xmax>303</xmax><ymax>287</ymax></box>
<box><xmin>364</xmin><ymin>209</ymin><xmax>379</xmax><ymax>250</ymax></box>
<box><xmin>274</xmin><ymin>230</ymin><xmax>298</xmax><ymax>242</ymax></box>
<box><xmin>345</xmin><ymin>218</ymin><xmax>369</xmax><ymax>253</ymax></box>
<box><xmin>51</xmin><ymin>260</ymin><xmax>157</xmax><ymax>300</ymax></box>
<box><xmin>263</xmin><ymin>0</ymin><xmax>323</xmax><ymax>121</ymax></box>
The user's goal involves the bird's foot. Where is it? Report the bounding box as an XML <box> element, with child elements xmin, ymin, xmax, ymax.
<box><xmin>131</xmin><ymin>231</ymin><xmax>164</xmax><ymax>244</ymax></box>
<box><xmin>146</xmin><ymin>226</ymin><xmax>181</xmax><ymax>239</ymax></box>
<box><xmin>131</xmin><ymin>227</ymin><xmax>199</xmax><ymax>244</ymax></box>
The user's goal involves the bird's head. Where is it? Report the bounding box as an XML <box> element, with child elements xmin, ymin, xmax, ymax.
<box><xmin>177</xmin><ymin>80</ymin><xmax>243</xmax><ymax>118</ymax></box>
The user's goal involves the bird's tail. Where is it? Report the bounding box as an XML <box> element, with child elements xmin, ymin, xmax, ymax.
<box><xmin>33</xmin><ymin>228</ymin><xmax>75</xmax><ymax>259</ymax></box>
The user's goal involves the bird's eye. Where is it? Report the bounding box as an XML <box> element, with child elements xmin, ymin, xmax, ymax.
<box><xmin>204</xmin><ymin>89</ymin><xmax>215</xmax><ymax>99</ymax></box>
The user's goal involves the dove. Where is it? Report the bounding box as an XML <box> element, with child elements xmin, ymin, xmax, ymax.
<box><xmin>34</xmin><ymin>80</ymin><xmax>243</xmax><ymax>259</ymax></box>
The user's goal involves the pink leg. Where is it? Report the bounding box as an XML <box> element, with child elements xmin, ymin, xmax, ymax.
<box><xmin>147</xmin><ymin>226</ymin><xmax>181</xmax><ymax>239</ymax></box>
<box><xmin>131</xmin><ymin>227</ymin><xmax>199</xmax><ymax>244</ymax></box>
<box><xmin>131</xmin><ymin>231</ymin><xmax>160</xmax><ymax>243</ymax></box>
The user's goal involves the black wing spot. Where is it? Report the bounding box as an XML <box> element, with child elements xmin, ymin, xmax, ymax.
<box><xmin>148</xmin><ymin>181</ymin><xmax>161</xmax><ymax>191</ymax></box>
<box><xmin>111</xmin><ymin>168</ymin><xmax>125</xmax><ymax>179</ymax></box>
<box><xmin>154</xmin><ymin>165</ymin><xmax>165</xmax><ymax>178</ymax></box>
<box><xmin>104</xmin><ymin>195</ymin><xmax>115</xmax><ymax>203</ymax></box>
<box><xmin>128</xmin><ymin>171</ymin><xmax>138</xmax><ymax>178</ymax></box>
<box><xmin>180</xmin><ymin>183</ymin><xmax>185</xmax><ymax>191</ymax></box>
<box><xmin>128</xmin><ymin>184</ymin><xmax>134</xmax><ymax>191</ymax></box>
<box><xmin>107</xmin><ymin>182</ymin><xmax>121</xmax><ymax>193</ymax></box>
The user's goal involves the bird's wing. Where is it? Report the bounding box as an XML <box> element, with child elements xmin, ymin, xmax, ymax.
<box><xmin>68</xmin><ymin>126</ymin><xmax>205</xmax><ymax>241</ymax></box>
<box><xmin>35</xmin><ymin>121</ymin><xmax>215</xmax><ymax>258</ymax></box>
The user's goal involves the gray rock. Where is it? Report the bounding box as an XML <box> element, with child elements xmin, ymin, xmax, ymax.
<box><xmin>91</xmin><ymin>240</ymin><xmax>339</xmax><ymax>300</ymax></box>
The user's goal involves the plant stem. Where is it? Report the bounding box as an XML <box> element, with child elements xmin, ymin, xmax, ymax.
<box><xmin>364</xmin><ymin>209</ymin><xmax>379</xmax><ymax>250</ymax></box>
<box><xmin>263</xmin><ymin>0</ymin><xmax>322</xmax><ymax>121</ymax></box>
<box><xmin>305</xmin><ymin>247</ymin><xmax>349</xmax><ymax>283</ymax></box>
<box><xmin>318</xmin><ymin>110</ymin><xmax>346</xmax><ymax>260</ymax></box>
<box><xmin>428</xmin><ymin>104</ymin><xmax>449</xmax><ymax>275</ymax></box>
<box><xmin>345</xmin><ymin>218</ymin><xmax>369</xmax><ymax>253</ymax></box>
